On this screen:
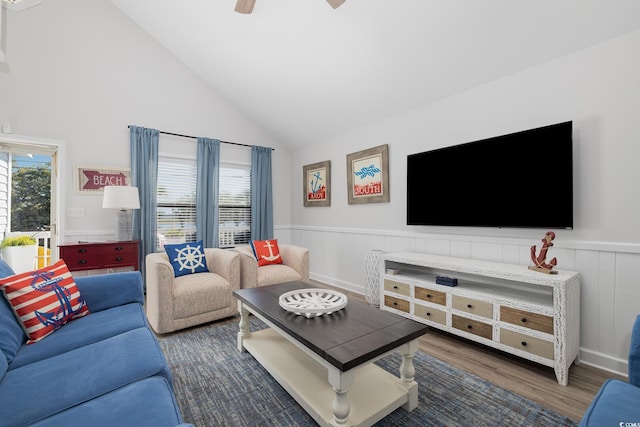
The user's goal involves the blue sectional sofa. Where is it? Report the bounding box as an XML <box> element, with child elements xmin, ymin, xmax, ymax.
<box><xmin>579</xmin><ymin>314</ymin><xmax>640</xmax><ymax>426</ymax></box>
<box><xmin>0</xmin><ymin>260</ymin><xmax>192</xmax><ymax>427</ymax></box>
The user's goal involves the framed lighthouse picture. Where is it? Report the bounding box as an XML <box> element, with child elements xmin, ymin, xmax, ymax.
<box><xmin>346</xmin><ymin>144</ymin><xmax>389</xmax><ymax>204</ymax></box>
<box><xmin>303</xmin><ymin>160</ymin><xmax>331</xmax><ymax>207</ymax></box>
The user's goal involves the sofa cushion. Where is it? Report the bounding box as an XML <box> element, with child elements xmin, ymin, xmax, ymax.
<box><xmin>173</xmin><ymin>272</ymin><xmax>233</xmax><ymax>319</ymax></box>
<box><xmin>30</xmin><ymin>377</ymin><xmax>185</xmax><ymax>427</ymax></box>
<box><xmin>9</xmin><ymin>302</ymin><xmax>148</xmax><ymax>370</ymax></box>
<box><xmin>256</xmin><ymin>264</ymin><xmax>302</xmax><ymax>286</ymax></box>
<box><xmin>0</xmin><ymin>327</ymin><xmax>172</xmax><ymax>427</ymax></box>
<box><xmin>251</xmin><ymin>239</ymin><xmax>283</xmax><ymax>266</ymax></box>
<box><xmin>578</xmin><ymin>378</ymin><xmax>640</xmax><ymax>427</ymax></box>
<box><xmin>74</xmin><ymin>271</ymin><xmax>144</xmax><ymax>312</ymax></box>
<box><xmin>164</xmin><ymin>240</ymin><xmax>209</xmax><ymax>277</ymax></box>
<box><xmin>0</xmin><ymin>259</ymin><xmax>89</xmax><ymax>344</ymax></box>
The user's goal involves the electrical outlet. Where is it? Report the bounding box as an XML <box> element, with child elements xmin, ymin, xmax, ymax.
<box><xmin>66</xmin><ymin>207</ymin><xmax>85</xmax><ymax>218</ymax></box>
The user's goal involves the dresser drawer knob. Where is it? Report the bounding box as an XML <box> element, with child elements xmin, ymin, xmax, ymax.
<box><xmin>79</xmin><ymin>249</ymin><xmax>87</xmax><ymax>253</ymax></box>
<box><xmin>116</xmin><ymin>257</ymin><xmax>123</xmax><ymax>261</ymax></box>
<box><xmin>393</xmin><ymin>302</ymin><xmax>398</xmax><ymax>306</ymax></box>
<box><xmin>521</xmin><ymin>317</ymin><xmax>527</xmax><ymax>323</ymax></box>
<box><xmin>393</xmin><ymin>285</ymin><xmax>398</xmax><ymax>289</ymax></box>
<box><xmin>467</xmin><ymin>304</ymin><xmax>473</xmax><ymax>309</ymax></box>
<box><xmin>115</xmin><ymin>246</ymin><xmax>124</xmax><ymax>251</ymax></box>
<box><xmin>426</xmin><ymin>294</ymin><xmax>432</xmax><ymax>298</ymax></box>
<box><xmin>426</xmin><ymin>312</ymin><xmax>431</xmax><ymax>316</ymax></box>
<box><xmin>521</xmin><ymin>341</ymin><xmax>528</xmax><ymax>347</ymax></box>
<box><xmin>79</xmin><ymin>260</ymin><xmax>87</xmax><ymax>264</ymax></box>
<box><xmin>467</xmin><ymin>324</ymin><xmax>473</xmax><ymax>330</ymax></box>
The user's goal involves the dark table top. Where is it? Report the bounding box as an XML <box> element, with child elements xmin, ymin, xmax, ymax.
<box><xmin>233</xmin><ymin>281</ymin><xmax>429</xmax><ymax>371</ymax></box>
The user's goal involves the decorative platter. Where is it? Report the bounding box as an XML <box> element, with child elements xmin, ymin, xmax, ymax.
<box><xmin>279</xmin><ymin>288</ymin><xmax>348</xmax><ymax>318</ymax></box>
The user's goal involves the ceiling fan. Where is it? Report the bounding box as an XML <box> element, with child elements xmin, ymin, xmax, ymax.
<box><xmin>235</xmin><ymin>0</ymin><xmax>345</xmax><ymax>14</ymax></box>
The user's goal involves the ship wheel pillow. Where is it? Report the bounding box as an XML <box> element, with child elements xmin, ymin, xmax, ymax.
<box><xmin>251</xmin><ymin>239</ymin><xmax>283</xmax><ymax>266</ymax></box>
<box><xmin>164</xmin><ymin>240</ymin><xmax>209</xmax><ymax>277</ymax></box>
<box><xmin>0</xmin><ymin>259</ymin><xmax>89</xmax><ymax>344</ymax></box>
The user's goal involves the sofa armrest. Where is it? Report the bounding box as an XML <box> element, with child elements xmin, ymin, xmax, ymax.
<box><xmin>74</xmin><ymin>271</ymin><xmax>144</xmax><ymax>312</ymax></box>
<box><xmin>205</xmin><ymin>248</ymin><xmax>240</xmax><ymax>290</ymax></box>
<box><xmin>145</xmin><ymin>252</ymin><xmax>176</xmax><ymax>333</ymax></box>
<box><xmin>629</xmin><ymin>314</ymin><xmax>640</xmax><ymax>386</ymax></box>
<box><xmin>280</xmin><ymin>244</ymin><xmax>310</xmax><ymax>283</ymax></box>
<box><xmin>235</xmin><ymin>246</ymin><xmax>258</xmax><ymax>288</ymax></box>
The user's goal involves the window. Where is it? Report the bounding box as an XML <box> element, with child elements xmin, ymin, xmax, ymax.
<box><xmin>156</xmin><ymin>157</ymin><xmax>250</xmax><ymax>249</ymax></box>
<box><xmin>219</xmin><ymin>165</ymin><xmax>251</xmax><ymax>248</ymax></box>
<box><xmin>157</xmin><ymin>158</ymin><xmax>197</xmax><ymax>247</ymax></box>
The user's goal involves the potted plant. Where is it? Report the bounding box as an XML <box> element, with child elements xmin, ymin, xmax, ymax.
<box><xmin>1</xmin><ymin>236</ymin><xmax>38</xmax><ymax>274</ymax></box>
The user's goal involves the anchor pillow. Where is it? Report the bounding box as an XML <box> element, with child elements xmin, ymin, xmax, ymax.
<box><xmin>164</xmin><ymin>240</ymin><xmax>209</xmax><ymax>277</ymax></box>
<box><xmin>250</xmin><ymin>239</ymin><xmax>283</xmax><ymax>267</ymax></box>
<box><xmin>0</xmin><ymin>259</ymin><xmax>89</xmax><ymax>344</ymax></box>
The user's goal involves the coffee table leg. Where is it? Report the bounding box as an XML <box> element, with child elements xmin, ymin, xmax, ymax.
<box><xmin>328</xmin><ymin>368</ymin><xmax>354</xmax><ymax>426</ymax></box>
<box><xmin>237</xmin><ymin>300</ymin><xmax>251</xmax><ymax>352</ymax></box>
<box><xmin>399</xmin><ymin>339</ymin><xmax>419</xmax><ymax>411</ymax></box>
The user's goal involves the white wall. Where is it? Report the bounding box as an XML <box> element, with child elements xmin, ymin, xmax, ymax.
<box><xmin>0</xmin><ymin>0</ymin><xmax>291</xmax><ymax>243</ymax></box>
<box><xmin>290</xmin><ymin>30</ymin><xmax>640</xmax><ymax>375</ymax></box>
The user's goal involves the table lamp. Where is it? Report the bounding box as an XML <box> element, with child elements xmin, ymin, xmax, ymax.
<box><xmin>102</xmin><ymin>186</ymin><xmax>140</xmax><ymax>241</ymax></box>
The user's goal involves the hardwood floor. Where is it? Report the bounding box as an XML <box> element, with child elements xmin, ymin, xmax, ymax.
<box><xmin>314</xmin><ymin>281</ymin><xmax>626</xmax><ymax>422</ymax></box>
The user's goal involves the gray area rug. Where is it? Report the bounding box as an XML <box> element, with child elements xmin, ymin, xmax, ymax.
<box><xmin>157</xmin><ymin>316</ymin><xmax>578</xmax><ymax>427</ymax></box>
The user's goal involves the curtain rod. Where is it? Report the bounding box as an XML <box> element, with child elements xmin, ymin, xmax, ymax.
<box><xmin>128</xmin><ymin>126</ymin><xmax>274</xmax><ymax>151</ymax></box>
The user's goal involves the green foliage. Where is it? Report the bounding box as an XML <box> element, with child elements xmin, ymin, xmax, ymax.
<box><xmin>1</xmin><ymin>236</ymin><xmax>37</xmax><ymax>248</ymax></box>
<box><xmin>11</xmin><ymin>167</ymin><xmax>51</xmax><ymax>231</ymax></box>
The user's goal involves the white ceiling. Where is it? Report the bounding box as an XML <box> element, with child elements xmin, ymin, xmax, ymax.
<box><xmin>110</xmin><ymin>0</ymin><xmax>640</xmax><ymax>150</ymax></box>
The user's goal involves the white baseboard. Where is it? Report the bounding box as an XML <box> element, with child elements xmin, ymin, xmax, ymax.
<box><xmin>578</xmin><ymin>348</ymin><xmax>628</xmax><ymax>379</ymax></box>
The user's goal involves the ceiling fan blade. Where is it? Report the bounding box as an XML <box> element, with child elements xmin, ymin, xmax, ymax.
<box><xmin>235</xmin><ymin>0</ymin><xmax>256</xmax><ymax>14</ymax></box>
<box><xmin>326</xmin><ymin>0</ymin><xmax>345</xmax><ymax>9</ymax></box>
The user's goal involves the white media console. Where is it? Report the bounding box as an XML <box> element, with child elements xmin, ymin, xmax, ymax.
<box><xmin>380</xmin><ymin>252</ymin><xmax>580</xmax><ymax>386</ymax></box>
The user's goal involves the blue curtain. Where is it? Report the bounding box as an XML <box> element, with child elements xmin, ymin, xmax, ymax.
<box><xmin>196</xmin><ymin>138</ymin><xmax>220</xmax><ymax>248</ymax></box>
<box><xmin>250</xmin><ymin>146</ymin><xmax>273</xmax><ymax>240</ymax></box>
<box><xmin>129</xmin><ymin>125</ymin><xmax>159</xmax><ymax>279</ymax></box>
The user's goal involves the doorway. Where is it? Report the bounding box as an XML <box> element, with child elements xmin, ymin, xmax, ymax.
<box><xmin>0</xmin><ymin>136</ymin><xmax>60</xmax><ymax>270</ymax></box>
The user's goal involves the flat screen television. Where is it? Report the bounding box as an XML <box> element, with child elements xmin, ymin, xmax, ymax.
<box><xmin>407</xmin><ymin>121</ymin><xmax>573</xmax><ymax>229</ymax></box>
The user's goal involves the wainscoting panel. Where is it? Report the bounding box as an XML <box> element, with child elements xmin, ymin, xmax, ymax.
<box><xmin>287</xmin><ymin>225</ymin><xmax>640</xmax><ymax>377</ymax></box>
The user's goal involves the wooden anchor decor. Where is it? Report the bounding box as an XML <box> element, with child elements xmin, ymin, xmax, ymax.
<box><xmin>529</xmin><ymin>231</ymin><xmax>558</xmax><ymax>274</ymax></box>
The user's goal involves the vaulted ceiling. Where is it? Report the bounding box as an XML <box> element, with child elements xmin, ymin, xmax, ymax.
<box><xmin>110</xmin><ymin>0</ymin><xmax>640</xmax><ymax>149</ymax></box>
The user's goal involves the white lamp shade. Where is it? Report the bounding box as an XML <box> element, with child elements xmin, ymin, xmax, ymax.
<box><xmin>102</xmin><ymin>186</ymin><xmax>140</xmax><ymax>210</ymax></box>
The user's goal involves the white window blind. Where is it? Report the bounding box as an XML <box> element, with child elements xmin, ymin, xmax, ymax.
<box><xmin>156</xmin><ymin>157</ymin><xmax>251</xmax><ymax>248</ymax></box>
<box><xmin>157</xmin><ymin>158</ymin><xmax>197</xmax><ymax>247</ymax></box>
<box><xmin>219</xmin><ymin>165</ymin><xmax>251</xmax><ymax>248</ymax></box>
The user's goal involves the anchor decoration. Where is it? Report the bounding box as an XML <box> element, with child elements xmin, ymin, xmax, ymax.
<box><xmin>251</xmin><ymin>239</ymin><xmax>283</xmax><ymax>266</ymax></box>
<box><xmin>32</xmin><ymin>270</ymin><xmax>87</xmax><ymax>330</ymax></box>
<box><xmin>259</xmin><ymin>240</ymin><xmax>281</xmax><ymax>263</ymax></box>
<box><xmin>528</xmin><ymin>231</ymin><xmax>559</xmax><ymax>274</ymax></box>
<box><xmin>308</xmin><ymin>170</ymin><xmax>326</xmax><ymax>201</ymax></box>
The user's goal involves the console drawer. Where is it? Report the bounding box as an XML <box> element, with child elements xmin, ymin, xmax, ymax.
<box><xmin>452</xmin><ymin>314</ymin><xmax>493</xmax><ymax>340</ymax></box>
<box><xmin>500</xmin><ymin>329</ymin><xmax>554</xmax><ymax>359</ymax></box>
<box><xmin>500</xmin><ymin>306</ymin><xmax>554</xmax><ymax>335</ymax></box>
<box><xmin>415</xmin><ymin>287</ymin><xmax>446</xmax><ymax>306</ymax></box>
<box><xmin>414</xmin><ymin>303</ymin><xmax>446</xmax><ymax>325</ymax></box>
<box><xmin>384</xmin><ymin>295</ymin><xmax>410</xmax><ymax>313</ymax></box>
<box><xmin>452</xmin><ymin>295</ymin><xmax>493</xmax><ymax>319</ymax></box>
<box><xmin>384</xmin><ymin>279</ymin><xmax>410</xmax><ymax>297</ymax></box>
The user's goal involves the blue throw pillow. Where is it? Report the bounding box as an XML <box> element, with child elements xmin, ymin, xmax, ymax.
<box><xmin>164</xmin><ymin>240</ymin><xmax>209</xmax><ymax>277</ymax></box>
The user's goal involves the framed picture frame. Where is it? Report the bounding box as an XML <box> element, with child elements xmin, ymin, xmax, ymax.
<box><xmin>303</xmin><ymin>160</ymin><xmax>331</xmax><ymax>207</ymax></box>
<box><xmin>74</xmin><ymin>165</ymin><xmax>131</xmax><ymax>195</ymax></box>
<box><xmin>346</xmin><ymin>144</ymin><xmax>389</xmax><ymax>204</ymax></box>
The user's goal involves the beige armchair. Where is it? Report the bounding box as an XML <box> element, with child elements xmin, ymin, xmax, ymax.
<box><xmin>145</xmin><ymin>248</ymin><xmax>240</xmax><ymax>334</ymax></box>
<box><xmin>235</xmin><ymin>244</ymin><xmax>309</xmax><ymax>289</ymax></box>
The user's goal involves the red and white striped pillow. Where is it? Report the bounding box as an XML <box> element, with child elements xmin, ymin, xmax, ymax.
<box><xmin>0</xmin><ymin>259</ymin><xmax>89</xmax><ymax>344</ymax></box>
